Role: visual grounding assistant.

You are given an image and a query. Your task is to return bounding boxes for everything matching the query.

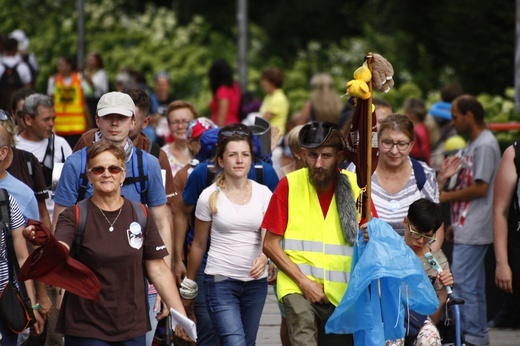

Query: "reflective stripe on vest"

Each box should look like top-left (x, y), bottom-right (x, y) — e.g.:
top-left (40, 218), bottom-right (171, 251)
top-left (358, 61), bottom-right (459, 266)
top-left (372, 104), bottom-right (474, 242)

top-left (281, 239), bottom-right (354, 257)
top-left (54, 72), bottom-right (86, 135)
top-left (276, 168), bottom-right (360, 306)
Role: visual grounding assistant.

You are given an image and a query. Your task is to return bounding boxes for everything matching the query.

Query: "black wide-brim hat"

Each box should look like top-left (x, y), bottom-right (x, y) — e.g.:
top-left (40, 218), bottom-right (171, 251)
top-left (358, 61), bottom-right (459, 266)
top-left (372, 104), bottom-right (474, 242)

top-left (299, 121), bottom-right (342, 149)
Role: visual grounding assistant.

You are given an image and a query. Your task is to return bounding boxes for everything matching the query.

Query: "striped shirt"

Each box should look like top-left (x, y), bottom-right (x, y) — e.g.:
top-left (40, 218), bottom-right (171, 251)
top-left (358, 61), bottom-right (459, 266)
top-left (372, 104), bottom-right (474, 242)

top-left (348, 159), bottom-right (439, 236)
top-left (0, 195), bottom-right (28, 290)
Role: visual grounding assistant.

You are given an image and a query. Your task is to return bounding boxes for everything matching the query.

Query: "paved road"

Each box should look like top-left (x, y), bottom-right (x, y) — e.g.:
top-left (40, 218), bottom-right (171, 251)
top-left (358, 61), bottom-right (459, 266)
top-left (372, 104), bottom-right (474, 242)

top-left (256, 287), bottom-right (520, 345)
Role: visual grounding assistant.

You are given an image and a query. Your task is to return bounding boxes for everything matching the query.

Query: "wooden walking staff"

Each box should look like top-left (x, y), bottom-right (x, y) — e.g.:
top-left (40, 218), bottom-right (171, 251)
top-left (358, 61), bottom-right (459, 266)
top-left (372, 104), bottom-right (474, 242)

top-left (344, 52), bottom-right (394, 223)
top-left (364, 53), bottom-right (374, 221)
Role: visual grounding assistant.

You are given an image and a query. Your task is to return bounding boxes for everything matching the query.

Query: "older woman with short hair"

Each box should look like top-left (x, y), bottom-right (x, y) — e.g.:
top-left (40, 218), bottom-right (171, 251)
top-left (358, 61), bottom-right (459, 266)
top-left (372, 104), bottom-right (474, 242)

top-left (23, 141), bottom-right (190, 345)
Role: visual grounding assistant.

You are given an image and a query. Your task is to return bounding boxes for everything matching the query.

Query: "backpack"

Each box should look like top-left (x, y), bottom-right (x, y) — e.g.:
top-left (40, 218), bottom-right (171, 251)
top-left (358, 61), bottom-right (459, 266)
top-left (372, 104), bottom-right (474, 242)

top-left (411, 157), bottom-right (426, 191)
top-left (41, 133), bottom-right (66, 188)
top-left (0, 63), bottom-right (23, 110)
top-left (72, 198), bottom-right (148, 258)
top-left (77, 147), bottom-right (149, 204)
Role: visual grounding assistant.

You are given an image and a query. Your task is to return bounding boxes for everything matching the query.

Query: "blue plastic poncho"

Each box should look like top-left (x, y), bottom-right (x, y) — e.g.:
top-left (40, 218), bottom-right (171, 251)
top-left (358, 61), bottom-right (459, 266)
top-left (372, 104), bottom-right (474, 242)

top-left (325, 218), bottom-right (438, 345)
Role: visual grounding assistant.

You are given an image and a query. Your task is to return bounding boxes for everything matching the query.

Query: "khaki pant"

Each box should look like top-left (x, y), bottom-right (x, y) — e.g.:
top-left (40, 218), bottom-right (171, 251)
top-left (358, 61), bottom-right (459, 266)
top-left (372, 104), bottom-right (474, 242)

top-left (283, 294), bottom-right (352, 346)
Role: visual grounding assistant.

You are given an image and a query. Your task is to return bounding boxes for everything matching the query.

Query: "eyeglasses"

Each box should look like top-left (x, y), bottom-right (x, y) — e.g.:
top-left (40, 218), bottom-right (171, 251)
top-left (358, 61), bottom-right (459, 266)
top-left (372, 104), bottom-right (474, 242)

top-left (87, 165), bottom-right (125, 175)
top-left (380, 139), bottom-right (412, 151)
top-left (408, 223), bottom-right (436, 244)
top-left (0, 110), bottom-right (10, 121)
top-left (170, 119), bottom-right (190, 127)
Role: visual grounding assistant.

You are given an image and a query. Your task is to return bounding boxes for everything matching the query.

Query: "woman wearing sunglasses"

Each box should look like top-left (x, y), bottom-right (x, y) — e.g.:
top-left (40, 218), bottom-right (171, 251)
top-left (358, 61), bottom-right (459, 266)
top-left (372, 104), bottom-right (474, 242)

top-left (402, 199), bottom-right (454, 346)
top-left (23, 140), bottom-right (191, 345)
top-left (182, 124), bottom-right (272, 346)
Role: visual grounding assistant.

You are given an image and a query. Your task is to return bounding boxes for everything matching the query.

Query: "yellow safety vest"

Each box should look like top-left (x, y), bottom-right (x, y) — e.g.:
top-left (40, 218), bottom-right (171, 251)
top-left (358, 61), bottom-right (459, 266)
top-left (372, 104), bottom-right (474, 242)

top-left (277, 168), bottom-right (360, 306)
top-left (53, 72), bottom-right (87, 135)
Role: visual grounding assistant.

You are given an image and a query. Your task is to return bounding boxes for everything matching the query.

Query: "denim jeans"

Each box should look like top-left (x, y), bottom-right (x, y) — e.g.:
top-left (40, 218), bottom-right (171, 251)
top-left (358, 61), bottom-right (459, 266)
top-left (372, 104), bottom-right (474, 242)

top-left (204, 275), bottom-right (267, 346)
top-left (64, 335), bottom-right (145, 345)
top-left (146, 292), bottom-right (159, 346)
top-left (451, 244), bottom-right (490, 346)
top-left (195, 263), bottom-right (218, 346)
top-left (0, 319), bottom-right (18, 346)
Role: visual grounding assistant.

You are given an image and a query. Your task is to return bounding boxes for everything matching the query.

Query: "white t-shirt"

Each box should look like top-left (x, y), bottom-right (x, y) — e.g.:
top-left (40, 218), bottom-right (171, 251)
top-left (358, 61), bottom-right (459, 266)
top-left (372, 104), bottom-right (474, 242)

top-left (195, 180), bottom-right (272, 281)
top-left (16, 134), bottom-right (72, 164)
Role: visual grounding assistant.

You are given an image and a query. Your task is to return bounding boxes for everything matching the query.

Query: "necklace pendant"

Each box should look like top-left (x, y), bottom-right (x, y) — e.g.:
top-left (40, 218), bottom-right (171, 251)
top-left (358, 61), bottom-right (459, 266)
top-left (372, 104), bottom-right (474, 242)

top-left (109, 226), bottom-right (114, 232)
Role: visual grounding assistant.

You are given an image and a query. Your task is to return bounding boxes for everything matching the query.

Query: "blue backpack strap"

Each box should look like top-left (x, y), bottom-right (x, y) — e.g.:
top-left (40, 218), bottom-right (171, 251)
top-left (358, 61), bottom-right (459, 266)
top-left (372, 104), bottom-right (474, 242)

top-left (72, 199), bottom-right (89, 258)
top-left (77, 147), bottom-right (89, 202)
top-left (411, 158), bottom-right (426, 191)
top-left (123, 148), bottom-right (148, 204)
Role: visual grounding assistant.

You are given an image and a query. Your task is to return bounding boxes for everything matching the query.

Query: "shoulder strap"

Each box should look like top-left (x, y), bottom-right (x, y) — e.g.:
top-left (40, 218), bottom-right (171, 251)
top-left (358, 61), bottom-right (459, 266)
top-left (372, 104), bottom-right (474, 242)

top-left (147, 141), bottom-right (161, 159)
top-left (73, 199), bottom-right (147, 258)
top-left (206, 163), bottom-right (216, 187)
top-left (129, 200), bottom-right (148, 231)
top-left (18, 149), bottom-right (34, 177)
top-left (73, 199), bottom-right (89, 258)
top-left (254, 160), bottom-right (263, 185)
top-left (0, 188), bottom-right (10, 236)
top-left (123, 148), bottom-right (148, 204)
top-left (411, 158), bottom-right (426, 191)
top-left (77, 147), bottom-right (89, 202)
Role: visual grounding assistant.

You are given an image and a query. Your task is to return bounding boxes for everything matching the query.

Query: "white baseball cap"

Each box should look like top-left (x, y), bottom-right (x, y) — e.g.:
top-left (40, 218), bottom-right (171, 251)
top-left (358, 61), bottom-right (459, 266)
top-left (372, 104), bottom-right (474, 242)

top-left (96, 92), bottom-right (135, 117)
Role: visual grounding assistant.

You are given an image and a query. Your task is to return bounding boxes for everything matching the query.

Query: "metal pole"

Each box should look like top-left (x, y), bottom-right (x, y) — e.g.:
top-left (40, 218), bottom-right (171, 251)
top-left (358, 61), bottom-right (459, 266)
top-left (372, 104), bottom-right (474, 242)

top-left (237, 0), bottom-right (248, 92)
top-left (77, 0), bottom-right (85, 70)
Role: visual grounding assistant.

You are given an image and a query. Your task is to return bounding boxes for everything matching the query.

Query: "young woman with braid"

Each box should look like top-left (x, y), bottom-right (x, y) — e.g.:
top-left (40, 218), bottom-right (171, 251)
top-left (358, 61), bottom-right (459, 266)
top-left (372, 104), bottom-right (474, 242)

top-left (181, 124), bottom-right (272, 346)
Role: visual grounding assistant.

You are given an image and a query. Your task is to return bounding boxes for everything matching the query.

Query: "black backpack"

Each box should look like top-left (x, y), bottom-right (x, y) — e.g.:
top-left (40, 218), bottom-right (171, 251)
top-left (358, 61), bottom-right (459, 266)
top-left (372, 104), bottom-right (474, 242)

top-left (0, 63), bottom-right (23, 110)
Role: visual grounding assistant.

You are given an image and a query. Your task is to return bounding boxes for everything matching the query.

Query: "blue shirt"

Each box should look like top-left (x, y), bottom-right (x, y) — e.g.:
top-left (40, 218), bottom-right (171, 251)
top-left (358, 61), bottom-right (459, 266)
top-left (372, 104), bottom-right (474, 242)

top-left (54, 147), bottom-right (167, 207)
top-left (0, 172), bottom-right (39, 222)
top-left (182, 160), bottom-right (279, 206)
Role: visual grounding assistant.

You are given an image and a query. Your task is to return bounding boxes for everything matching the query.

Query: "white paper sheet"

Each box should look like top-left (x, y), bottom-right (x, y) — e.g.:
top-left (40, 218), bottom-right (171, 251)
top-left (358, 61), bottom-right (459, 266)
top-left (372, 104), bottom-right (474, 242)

top-left (170, 308), bottom-right (197, 342)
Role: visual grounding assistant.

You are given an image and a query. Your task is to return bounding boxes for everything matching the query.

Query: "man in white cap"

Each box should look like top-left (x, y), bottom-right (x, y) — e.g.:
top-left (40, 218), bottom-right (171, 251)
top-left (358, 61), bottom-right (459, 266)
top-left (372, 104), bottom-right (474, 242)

top-left (52, 91), bottom-right (172, 265)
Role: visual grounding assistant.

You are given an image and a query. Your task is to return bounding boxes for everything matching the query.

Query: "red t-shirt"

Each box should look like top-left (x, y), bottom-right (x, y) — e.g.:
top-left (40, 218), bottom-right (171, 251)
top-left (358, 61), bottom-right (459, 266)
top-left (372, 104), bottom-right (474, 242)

top-left (261, 176), bottom-right (336, 236)
top-left (209, 82), bottom-right (242, 126)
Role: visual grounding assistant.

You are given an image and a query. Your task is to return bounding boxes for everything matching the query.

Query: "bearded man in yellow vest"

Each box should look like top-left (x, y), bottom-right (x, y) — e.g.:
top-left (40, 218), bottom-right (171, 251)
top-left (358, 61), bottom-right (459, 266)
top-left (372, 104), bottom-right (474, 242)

top-left (263, 121), bottom-right (360, 346)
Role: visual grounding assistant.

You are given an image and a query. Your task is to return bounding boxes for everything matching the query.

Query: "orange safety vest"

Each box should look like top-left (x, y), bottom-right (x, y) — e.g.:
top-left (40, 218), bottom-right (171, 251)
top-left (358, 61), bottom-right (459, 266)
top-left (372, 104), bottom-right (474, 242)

top-left (53, 73), bottom-right (87, 136)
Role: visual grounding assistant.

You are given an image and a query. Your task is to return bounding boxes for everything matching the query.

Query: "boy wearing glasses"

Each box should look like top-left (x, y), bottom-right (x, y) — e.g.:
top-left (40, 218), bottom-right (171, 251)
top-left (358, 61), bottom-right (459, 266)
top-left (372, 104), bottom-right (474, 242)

top-left (403, 198), bottom-right (454, 345)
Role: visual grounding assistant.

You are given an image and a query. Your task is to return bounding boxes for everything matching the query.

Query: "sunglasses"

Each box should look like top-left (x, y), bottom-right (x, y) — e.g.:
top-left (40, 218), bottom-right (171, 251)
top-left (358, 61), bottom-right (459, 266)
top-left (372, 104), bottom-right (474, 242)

top-left (87, 165), bottom-right (125, 175)
top-left (219, 130), bottom-right (250, 137)
top-left (0, 110), bottom-right (10, 121)
top-left (408, 223), bottom-right (436, 244)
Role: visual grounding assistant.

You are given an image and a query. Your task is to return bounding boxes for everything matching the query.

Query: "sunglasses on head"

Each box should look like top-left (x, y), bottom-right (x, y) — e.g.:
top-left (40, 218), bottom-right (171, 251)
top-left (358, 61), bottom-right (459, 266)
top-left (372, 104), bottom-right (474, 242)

top-left (0, 110), bottom-right (10, 121)
top-left (219, 130), bottom-right (250, 137)
top-left (87, 165), bottom-right (125, 175)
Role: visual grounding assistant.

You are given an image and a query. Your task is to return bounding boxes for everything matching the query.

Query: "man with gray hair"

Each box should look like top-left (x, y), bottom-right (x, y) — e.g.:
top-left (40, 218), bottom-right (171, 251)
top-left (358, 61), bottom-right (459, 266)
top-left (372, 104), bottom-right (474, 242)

top-left (17, 94), bottom-right (72, 189)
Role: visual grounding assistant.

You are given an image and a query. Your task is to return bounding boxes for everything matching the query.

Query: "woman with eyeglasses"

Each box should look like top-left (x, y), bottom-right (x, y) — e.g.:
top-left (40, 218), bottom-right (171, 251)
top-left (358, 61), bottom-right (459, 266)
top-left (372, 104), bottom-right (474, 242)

top-left (402, 199), bottom-right (454, 346)
top-left (182, 125), bottom-right (272, 346)
top-left (161, 101), bottom-right (196, 177)
top-left (351, 114), bottom-right (443, 249)
top-left (23, 140), bottom-right (191, 345)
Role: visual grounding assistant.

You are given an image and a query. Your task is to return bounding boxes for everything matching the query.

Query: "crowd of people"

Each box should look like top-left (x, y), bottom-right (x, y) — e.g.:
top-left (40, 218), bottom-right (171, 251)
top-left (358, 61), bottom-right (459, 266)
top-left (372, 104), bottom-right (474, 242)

top-left (0, 29), bottom-right (514, 346)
